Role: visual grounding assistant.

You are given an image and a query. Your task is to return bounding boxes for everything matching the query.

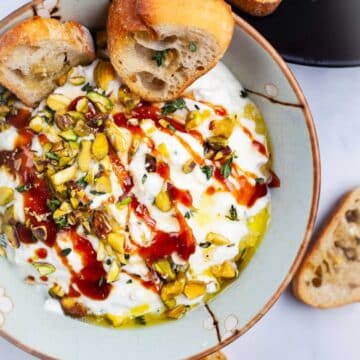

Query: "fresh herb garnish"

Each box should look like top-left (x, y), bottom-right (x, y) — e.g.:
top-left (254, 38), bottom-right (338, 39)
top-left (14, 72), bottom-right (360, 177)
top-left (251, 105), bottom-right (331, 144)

top-left (161, 98), bottom-right (186, 115)
top-left (45, 152), bottom-right (59, 161)
top-left (220, 157), bottom-right (233, 179)
top-left (134, 315), bottom-right (146, 325)
top-left (76, 176), bottom-right (88, 188)
top-left (199, 242), bottom-right (211, 248)
top-left (126, 279), bottom-right (133, 284)
top-left (152, 49), bottom-right (168, 66)
top-left (61, 248), bottom-right (72, 257)
top-left (15, 184), bottom-right (31, 193)
top-left (90, 190), bottom-right (106, 195)
top-left (81, 83), bottom-right (94, 92)
top-left (106, 259), bottom-right (112, 266)
top-left (189, 42), bottom-right (197, 52)
top-left (255, 177), bottom-right (265, 184)
top-left (226, 205), bottom-right (239, 222)
top-left (47, 198), bottom-right (61, 212)
top-left (240, 89), bottom-right (248, 98)
top-left (124, 253), bottom-right (130, 260)
top-left (184, 209), bottom-right (195, 219)
top-left (55, 216), bottom-right (68, 229)
top-left (201, 165), bottom-right (214, 180)
top-left (141, 174), bottom-right (148, 184)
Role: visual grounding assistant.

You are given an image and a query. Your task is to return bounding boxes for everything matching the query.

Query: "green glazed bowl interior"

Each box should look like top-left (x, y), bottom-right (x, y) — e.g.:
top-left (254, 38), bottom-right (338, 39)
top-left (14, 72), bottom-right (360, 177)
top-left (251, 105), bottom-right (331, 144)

top-left (0, 1), bottom-right (320, 359)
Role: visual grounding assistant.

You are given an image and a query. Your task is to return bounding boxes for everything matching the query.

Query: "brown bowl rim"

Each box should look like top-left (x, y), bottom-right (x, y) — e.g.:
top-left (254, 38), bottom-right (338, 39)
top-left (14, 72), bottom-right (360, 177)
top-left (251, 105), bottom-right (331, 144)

top-left (0, 4), bottom-right (320, 360)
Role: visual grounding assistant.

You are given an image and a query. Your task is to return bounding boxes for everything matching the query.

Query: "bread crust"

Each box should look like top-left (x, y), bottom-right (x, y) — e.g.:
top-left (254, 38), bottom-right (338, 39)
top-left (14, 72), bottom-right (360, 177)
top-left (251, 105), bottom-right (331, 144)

top-left (292, 188), bottom-right (360, 308)
top-left (0, 17), bottom-right (95, 106)
top-left (108, 0), bottom-right (235, 102)
top-left (228, 0), bottom-right (282, 17)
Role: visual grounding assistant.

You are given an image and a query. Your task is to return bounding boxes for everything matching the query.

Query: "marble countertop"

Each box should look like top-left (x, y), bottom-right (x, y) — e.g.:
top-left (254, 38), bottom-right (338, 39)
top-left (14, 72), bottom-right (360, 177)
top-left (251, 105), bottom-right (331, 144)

top-left (0, 1), bottom-right (359, 359)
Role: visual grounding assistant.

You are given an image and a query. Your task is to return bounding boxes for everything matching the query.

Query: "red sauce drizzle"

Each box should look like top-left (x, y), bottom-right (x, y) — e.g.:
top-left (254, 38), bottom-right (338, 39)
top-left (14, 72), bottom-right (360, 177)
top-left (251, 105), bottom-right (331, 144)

top-left (40, 276), bottom-right (48, 282)
top-left (15, 129), bottom-right (33, 148)
top-left (157, 161), bottom-right (170, 180)
top-left (6, 109), bottom-right (31, 129)
top-left (36, 248), bottom-right (48, 259)
top-left (131, 102), bottom-right (160, 121)
top-left (23, 178), bottom-right (58, 246)
top-left (168, 183), bottom-right (193, 207)
top-left (213, 105), bottom-right (227, 116)
top-left (68, 230), bottom-right (111, 300)
top-left (109, 146), bottom-right (134, 195)
top-left (131, 197), bottom-right (157, 231)
top-left (139, 212), bottom-right (195, 263)
top-left (242, 127), bottom-right (268, 156)
top-left (214, 168), bottom-right (267, 207)
top-left (269, 170), bottom-right (281, 188)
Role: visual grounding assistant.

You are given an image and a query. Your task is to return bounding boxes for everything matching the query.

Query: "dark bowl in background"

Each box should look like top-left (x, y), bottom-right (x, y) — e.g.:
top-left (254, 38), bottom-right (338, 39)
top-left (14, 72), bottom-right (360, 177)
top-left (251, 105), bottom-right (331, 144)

top-left (232, 0), bottom-right (360, 67)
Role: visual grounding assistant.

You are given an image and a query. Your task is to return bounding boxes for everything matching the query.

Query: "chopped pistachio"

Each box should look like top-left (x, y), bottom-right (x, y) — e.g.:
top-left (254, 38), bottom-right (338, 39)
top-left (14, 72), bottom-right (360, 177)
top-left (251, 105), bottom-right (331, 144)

top-left (118, 87), bottom-right (140, 112)
top-left (87, 91), bottom-right (113, 113)
top-left (166, 304), bottom-right (187, 319)
top-left (157, 143), bottom-right (170, 158)
top-left (60, 297), bottom-right (88, 317)
top-left (105, 123), bottom-right (131, 152)
top-left (29, 115), bottom-right (44, 133)
top-left (46, 94), bottom-right (72, 112)
top-left (155, 190), bottom-right (172, 212)
top-left (0, 187), bottom-right (14, 206)
top-left (211, 117), bottom-right (235, 139)
top-left (106, 260), bottom-right (120, 283)
top-left (75, 98), bottom-right (89, 113)
top-left (92, 133), bottom-right (109, 160)
top-left (69, 76), bottom-right (86, 86)
top-left (185, 110), bottom-right (203, 131)
top-left (78, 140), bottom-right (92, 172)
top-left (107, 232), bottom-right (125, 254)
top-left (49, 283), bottom-right (65, 298)
top-left (153, 259), bottom-right (176, 280)
top-left (106, 313), bottom-right (124, 327)
top-left (182, 159), bottom-right (196, 174)
top-left (32, 262), bottom-right (56, 276)
top-left (97, 241), bottom-right (107, 262)
top-left (207, 136), bottom-right (228, 150)
top-left (206, 232), bottom-right (231, 246)
top-left (3, 225), bottom-right (19, 248)
top-left (183, 280), bottom-right (206, 299)
top-left (60, 129), bottom-right (78, 142)
top-left (50, 165), bottom-right (77, 185)
top-left (210, 261), bottom-right (236, 279)
top-left (94, 61), bottom-right (116, 91)
top-left (73, 120), bottom-right (91, 137)
top-left (160, 280), bottom-right (184, 301)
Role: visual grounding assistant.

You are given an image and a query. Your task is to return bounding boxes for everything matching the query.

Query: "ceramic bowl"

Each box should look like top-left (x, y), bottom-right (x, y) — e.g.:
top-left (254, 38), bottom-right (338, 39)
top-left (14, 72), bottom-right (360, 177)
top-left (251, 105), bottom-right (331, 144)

top-left (0, 1), bottom-right (320, 359)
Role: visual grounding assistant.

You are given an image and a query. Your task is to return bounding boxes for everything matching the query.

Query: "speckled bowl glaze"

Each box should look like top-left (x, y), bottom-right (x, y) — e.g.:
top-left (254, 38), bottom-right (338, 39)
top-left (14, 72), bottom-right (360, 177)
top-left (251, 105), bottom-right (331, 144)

top-left (0, 1), bottom-right (320, 359)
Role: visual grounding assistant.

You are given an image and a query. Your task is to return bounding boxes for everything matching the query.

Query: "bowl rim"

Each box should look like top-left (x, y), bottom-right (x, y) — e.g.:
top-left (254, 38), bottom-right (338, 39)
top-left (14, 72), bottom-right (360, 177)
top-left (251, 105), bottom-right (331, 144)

top-left (0, 4), bottom-right (321, 360)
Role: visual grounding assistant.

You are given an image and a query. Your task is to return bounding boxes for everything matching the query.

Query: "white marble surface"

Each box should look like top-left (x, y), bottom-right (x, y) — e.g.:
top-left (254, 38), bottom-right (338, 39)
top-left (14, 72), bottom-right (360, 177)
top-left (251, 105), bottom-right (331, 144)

top-left (0, 1), bottom-right (359, 359)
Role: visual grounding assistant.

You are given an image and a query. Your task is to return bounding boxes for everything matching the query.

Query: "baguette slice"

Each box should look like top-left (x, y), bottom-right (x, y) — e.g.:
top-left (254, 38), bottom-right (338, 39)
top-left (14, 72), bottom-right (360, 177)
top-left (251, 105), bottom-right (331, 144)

top-left (108, 0), bottom-right (234, 102)
top-left (0, 17), bottom-right (95, 106)
top-left (228, 0), bottom-right (282, 16)
top-left (293, 188), bottom-right (360, 308)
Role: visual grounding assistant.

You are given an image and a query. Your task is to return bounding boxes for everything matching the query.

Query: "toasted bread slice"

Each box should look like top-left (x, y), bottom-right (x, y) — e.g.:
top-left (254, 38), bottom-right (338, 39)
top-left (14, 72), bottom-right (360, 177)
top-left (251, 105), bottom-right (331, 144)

top-left (0, 17), bottom-right (95, 106)
top-left (293, 188), bottom-right (360, 308)
top-left (108, 0), bottom-right (234, 102)
top-left (228, 0), bottom-right (282, 16)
